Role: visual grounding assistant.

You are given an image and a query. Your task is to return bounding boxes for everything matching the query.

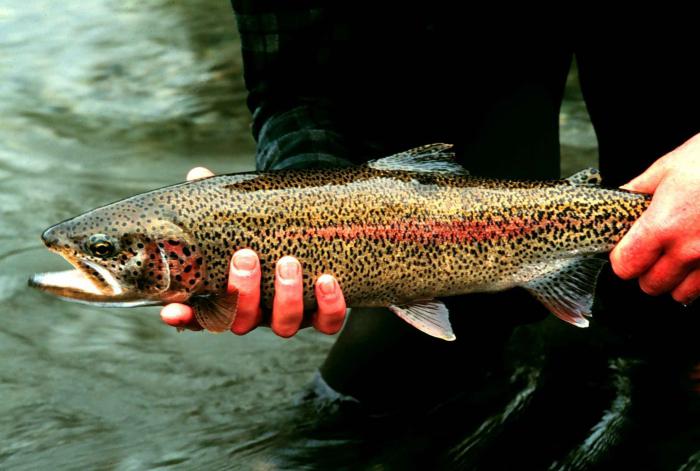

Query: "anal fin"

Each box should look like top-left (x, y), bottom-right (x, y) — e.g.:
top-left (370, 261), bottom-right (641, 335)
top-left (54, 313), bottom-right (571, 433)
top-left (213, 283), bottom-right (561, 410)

top-left (389, 299), bottom-right (456, 341)
top-left (524, 257), bottom-right (606, 328)
top-left (190, 290), bottom-right (239, 333)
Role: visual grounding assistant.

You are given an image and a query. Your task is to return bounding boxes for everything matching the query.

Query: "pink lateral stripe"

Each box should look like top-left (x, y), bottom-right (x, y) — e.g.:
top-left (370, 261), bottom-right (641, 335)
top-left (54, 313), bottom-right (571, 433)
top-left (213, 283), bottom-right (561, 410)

top-left (281, 217), bottom-right (577, 244)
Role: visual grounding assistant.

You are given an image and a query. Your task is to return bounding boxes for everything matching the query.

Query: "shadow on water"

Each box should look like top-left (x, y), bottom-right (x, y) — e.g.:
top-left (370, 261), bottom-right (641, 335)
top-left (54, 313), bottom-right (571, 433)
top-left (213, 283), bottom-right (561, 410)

top-left (1, 2), bottom-right (699, 470)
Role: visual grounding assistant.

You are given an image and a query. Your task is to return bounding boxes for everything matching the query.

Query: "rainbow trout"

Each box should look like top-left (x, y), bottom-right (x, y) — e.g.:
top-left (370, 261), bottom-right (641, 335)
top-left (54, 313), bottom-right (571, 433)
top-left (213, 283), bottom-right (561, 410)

top-left (29, 144), bottom-right (650, 340)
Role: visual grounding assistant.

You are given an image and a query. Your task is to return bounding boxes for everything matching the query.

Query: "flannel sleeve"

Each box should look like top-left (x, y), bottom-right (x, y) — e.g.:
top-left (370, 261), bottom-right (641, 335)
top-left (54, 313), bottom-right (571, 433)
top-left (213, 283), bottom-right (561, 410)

top-left (232, 1), bottom-right (354, 170)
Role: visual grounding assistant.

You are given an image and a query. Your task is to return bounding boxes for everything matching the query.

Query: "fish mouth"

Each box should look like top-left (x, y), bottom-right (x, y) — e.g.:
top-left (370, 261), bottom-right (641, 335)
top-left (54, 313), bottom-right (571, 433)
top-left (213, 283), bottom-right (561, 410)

top-left (28, 249), bottom-right (158, 307)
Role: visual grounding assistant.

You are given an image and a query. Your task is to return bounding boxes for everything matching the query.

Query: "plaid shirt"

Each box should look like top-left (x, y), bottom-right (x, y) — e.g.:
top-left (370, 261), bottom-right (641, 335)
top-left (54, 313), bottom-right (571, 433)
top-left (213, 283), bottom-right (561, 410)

top-left (233, 1), bottom-right (355, 170)
top-left (231, 1), bottom-right (477, 171)
top-left (232, 2), bottom-right (571, 180)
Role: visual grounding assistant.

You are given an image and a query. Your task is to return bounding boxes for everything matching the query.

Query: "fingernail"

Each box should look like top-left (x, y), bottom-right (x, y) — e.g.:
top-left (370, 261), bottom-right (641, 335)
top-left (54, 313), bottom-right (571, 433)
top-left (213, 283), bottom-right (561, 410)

top-left (278, 259), bottom-right (300, 280)
top-left (319, 276), bottom-right (336, 295)
top-left (233, 252), bottom-right (257, 271)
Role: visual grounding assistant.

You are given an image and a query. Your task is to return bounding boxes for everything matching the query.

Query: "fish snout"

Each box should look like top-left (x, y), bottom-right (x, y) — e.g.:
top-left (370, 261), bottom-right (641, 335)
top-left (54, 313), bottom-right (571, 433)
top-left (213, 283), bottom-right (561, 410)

top-left (41, 226), bottom-right (61, 248)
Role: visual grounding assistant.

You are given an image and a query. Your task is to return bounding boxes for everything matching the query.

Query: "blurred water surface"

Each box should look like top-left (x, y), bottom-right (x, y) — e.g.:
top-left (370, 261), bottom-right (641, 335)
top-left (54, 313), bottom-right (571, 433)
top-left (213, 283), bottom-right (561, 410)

top-left (0, 2), bottom-right (600, 469)
top-left (0, 2), bottom-right (340, 469)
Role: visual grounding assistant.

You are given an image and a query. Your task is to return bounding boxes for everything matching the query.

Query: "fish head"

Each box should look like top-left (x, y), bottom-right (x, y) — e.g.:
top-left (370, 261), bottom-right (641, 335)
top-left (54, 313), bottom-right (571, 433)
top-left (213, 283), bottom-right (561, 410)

top-left (29, 204), bottom-right (206, 307)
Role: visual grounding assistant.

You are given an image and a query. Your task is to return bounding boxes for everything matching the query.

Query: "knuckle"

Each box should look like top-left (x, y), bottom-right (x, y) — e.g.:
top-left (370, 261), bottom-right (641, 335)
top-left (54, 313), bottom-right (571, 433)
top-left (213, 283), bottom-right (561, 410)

top-left (636, 213), bottom-right (669, 244)
top-left (610, 256), bottom-right (635, 280)
top-left (674, 244), bottom-right (700, 267)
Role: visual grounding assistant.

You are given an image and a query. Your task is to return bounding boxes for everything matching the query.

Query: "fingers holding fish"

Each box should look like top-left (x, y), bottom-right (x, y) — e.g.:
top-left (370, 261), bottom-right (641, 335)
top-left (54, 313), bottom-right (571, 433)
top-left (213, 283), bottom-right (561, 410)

top-left (159, 246), bottom-right (344, 336)
top-left (183, 168), bottom-right (342, 336)
top-left (610, 210), bottom-right (664, 281)
top-left (271, 256), bottom-right (305, 337)
top-left (637, 250), bottom-right (695, 296)
top-left (160, 303), bottom-right (203, 331)
top-left (229, 249), bottom-right (263, 335)
top-left (613, 137), bottom-right (700, 303)
top-left (619, 149), bottom-right (671, 194)
top-left (29, 145), bottom-right (655, 338)
top-left (671, 269), bottom-right (700, 306)
top-left (313, 274), bottom-right (347, 334)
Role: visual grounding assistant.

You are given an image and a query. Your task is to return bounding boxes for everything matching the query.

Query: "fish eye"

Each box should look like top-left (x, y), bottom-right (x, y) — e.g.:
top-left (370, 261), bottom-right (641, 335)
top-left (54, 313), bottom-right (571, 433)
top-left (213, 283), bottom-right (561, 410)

top-left (87, 234), bottom-right (117, 259)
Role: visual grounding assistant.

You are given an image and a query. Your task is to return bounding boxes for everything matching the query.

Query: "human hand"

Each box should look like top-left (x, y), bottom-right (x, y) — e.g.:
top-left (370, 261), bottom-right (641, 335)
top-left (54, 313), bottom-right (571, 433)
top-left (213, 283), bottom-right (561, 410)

top-left (610, 133), bottom-right (700, 305)
top-left (159, 167), bottom-right (347, 337)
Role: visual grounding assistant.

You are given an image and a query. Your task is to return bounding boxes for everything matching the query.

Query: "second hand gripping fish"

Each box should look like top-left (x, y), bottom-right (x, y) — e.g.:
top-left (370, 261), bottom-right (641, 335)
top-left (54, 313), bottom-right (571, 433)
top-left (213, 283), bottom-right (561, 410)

top-left (29, 144), bottom-right (650, 340)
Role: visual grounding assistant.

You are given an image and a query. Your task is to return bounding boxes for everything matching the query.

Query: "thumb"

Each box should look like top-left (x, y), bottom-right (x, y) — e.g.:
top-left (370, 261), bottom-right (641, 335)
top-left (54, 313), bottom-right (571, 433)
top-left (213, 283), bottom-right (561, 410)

top-left (186, 167), bottom-right (215, 181)
top-left (620, 154), bottom-right (670, 194)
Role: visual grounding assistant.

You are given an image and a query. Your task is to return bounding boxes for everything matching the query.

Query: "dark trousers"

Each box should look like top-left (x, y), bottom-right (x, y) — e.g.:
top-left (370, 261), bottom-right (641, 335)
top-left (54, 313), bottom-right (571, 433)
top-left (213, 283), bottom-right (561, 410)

top-left (319, 50), bottom-right (700, 470)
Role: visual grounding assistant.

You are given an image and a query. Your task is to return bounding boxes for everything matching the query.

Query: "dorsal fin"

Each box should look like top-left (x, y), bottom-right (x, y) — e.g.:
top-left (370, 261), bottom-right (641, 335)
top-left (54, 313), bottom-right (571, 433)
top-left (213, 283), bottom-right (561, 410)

top-left (566, 168), bottom-right (602, 186)
top-left (367, 143), bottom-right (469, 176)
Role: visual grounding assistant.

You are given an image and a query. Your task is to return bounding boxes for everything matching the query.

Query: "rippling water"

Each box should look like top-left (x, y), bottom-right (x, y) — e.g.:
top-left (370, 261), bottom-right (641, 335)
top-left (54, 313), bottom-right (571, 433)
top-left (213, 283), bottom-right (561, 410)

top-left (0, 2), bottom-right (340, 469)
top-left (0, 2), bottom-right (609, 470)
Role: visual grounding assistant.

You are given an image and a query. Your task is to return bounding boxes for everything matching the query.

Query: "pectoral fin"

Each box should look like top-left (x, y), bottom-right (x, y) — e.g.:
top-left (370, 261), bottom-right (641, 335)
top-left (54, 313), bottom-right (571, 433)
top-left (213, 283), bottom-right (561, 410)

top-left (524, 257), bottom-right (606, 328)
top-left (389, 299), bottom-right (456, 341)
top-left (190, 291), bottom-right (239, 333)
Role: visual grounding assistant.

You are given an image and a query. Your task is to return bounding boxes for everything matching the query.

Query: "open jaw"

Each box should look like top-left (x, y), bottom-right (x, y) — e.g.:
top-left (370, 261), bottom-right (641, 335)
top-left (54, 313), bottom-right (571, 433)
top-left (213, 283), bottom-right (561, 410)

top-left (28, 252), bottom-right (159, 307)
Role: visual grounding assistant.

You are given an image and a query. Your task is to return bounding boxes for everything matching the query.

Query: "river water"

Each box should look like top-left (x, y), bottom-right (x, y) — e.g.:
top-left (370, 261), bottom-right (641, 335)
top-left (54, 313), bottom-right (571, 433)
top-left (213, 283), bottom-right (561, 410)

top-left (0, 2), bottom-right (340, 469)
top-left (0, 2), bottom-right (630, 470)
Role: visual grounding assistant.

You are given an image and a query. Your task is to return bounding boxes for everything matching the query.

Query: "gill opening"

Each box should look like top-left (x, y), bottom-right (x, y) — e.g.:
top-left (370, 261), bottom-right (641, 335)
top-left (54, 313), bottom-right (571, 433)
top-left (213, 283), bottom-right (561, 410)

top-left (156, 243), bottom-right (172, 293)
